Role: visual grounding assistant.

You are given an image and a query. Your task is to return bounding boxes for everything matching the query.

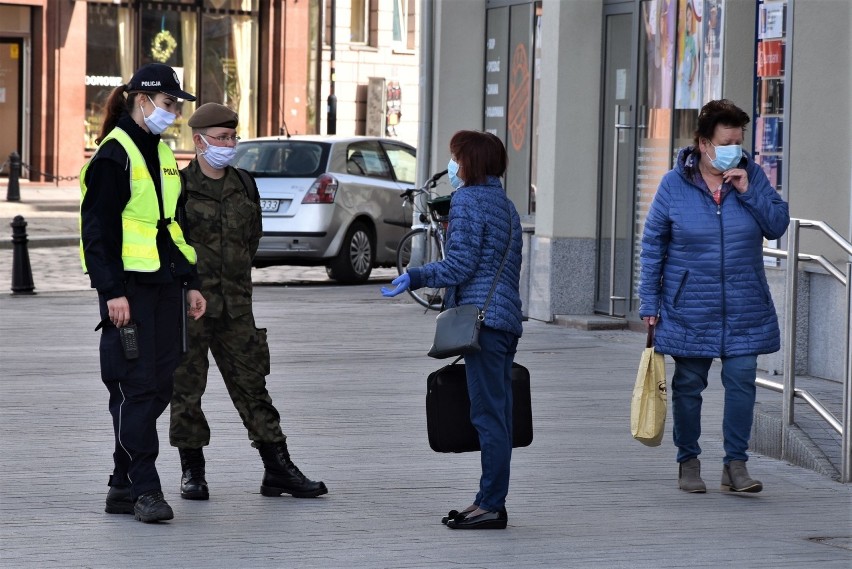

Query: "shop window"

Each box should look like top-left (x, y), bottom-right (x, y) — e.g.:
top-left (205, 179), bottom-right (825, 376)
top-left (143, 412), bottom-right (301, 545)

top-left (139, 6), bottom-right (197, 151)
top-left (84, 3), bottom-right (134, 150)
top-left (483, 2), bottom-right (537, 215)
top-left (85, 1), bottom-right (257, 152)
top-left (200, 11), bottom-right (258, 139)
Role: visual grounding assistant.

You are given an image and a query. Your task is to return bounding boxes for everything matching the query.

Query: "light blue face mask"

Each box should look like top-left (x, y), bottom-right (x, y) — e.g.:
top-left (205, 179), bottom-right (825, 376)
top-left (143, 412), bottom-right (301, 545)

top-left (707, 141), bottom-right (743, 172)
top-left (447, 159), bottom-right (464, 189)
top-left (199, 135), bottom-right (237, 170)
top-left (142, 96), bottom-right (177, 135)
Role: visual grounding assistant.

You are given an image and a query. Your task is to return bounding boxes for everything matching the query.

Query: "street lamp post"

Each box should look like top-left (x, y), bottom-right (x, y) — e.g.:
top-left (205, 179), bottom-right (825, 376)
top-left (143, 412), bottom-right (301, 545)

top-left (327, 0), bottom-right (337, 135)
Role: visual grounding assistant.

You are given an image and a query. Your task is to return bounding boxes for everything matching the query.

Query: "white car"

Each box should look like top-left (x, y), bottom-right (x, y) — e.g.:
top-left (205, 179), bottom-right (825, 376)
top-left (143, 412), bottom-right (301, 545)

top-left (232, 135), bottom-right (417, 283)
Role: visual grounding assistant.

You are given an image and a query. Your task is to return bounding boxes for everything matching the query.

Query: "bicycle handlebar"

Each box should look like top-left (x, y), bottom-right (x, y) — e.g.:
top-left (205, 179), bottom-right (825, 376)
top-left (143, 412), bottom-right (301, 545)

top-left (400, 170), bottom-right (448, 201)
top-left (430, 169), bottom-right (448, 184)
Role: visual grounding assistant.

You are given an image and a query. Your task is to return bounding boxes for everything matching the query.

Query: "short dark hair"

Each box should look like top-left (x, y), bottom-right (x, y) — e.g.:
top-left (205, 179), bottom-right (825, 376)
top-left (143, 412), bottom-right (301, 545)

top-left (449, 130), bottom-right (507, 186)
top-left (693, 99), bottom-right (750, 146)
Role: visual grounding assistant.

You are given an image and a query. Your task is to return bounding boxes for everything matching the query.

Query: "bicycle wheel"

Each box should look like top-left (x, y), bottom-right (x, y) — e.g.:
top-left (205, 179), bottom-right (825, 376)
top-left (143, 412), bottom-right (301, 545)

top-left (396, 228), bottom-right (446, 311)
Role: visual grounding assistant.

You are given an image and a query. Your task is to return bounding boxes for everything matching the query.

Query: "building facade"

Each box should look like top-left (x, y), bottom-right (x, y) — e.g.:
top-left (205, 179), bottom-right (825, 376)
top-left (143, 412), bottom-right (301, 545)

top-left (0, 0), bottom-right (420, 179)
top-left (424, 0), bottom-right (850, 381)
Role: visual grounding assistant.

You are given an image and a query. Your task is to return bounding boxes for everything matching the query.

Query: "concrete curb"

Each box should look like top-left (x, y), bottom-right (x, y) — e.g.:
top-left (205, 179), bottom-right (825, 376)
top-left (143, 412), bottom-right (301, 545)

top-left (0, 234), bottom-right (78, 250)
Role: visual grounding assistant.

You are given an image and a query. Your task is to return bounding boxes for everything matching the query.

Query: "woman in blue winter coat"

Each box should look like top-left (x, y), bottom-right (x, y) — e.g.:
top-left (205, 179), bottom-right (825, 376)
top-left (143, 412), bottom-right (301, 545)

top-left (639, 99), bottom-right (789, 494)
top-left (382, 130), bottom-right (523, 529)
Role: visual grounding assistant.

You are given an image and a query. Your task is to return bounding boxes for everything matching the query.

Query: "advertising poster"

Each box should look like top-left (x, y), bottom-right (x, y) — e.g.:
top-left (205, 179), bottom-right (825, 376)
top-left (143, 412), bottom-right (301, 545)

top-left (701, 0), bottom-right (723, 103)
top-left (675, 0), bottom-right (703, 109)
top-left (643, 0), bottom-right (677, 109)
top-left (757, 39), bottom-right (784, 77)
top-left (759, 1), bottom-right (786, 39)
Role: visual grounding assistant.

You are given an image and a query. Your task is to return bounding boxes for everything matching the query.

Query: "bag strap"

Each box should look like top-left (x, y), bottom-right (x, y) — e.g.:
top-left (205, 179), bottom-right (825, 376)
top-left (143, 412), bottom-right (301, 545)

top-left (234, 167), bottom-right (259, 203)
top-left (440, 202), bottom-right (514, 316)
top-left (480, 205), bottom-right (514, 316)
top-left (646, 324), bottom-right (655, 349)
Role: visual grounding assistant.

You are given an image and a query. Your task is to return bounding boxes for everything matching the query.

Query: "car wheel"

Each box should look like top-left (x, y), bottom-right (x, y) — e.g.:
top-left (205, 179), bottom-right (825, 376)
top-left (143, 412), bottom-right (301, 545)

top-left (327, 221), bottom-right (373, 283)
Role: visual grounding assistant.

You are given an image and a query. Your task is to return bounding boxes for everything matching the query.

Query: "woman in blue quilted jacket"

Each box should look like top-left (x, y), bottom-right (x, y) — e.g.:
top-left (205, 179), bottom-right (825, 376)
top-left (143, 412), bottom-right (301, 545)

top-left (382, 130), bottom-right (523, 529)
top-left (639, 99), bottom-right (789, 494)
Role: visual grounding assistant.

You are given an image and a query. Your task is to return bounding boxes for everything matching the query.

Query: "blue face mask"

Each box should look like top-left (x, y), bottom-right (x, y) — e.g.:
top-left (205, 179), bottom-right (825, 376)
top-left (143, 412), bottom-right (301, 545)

top-left (447, 159), bottom-right (464, 189)
top-left (142, 96), bottom-right (177, 135)
top-left (707, 142), bottom-right (743, 172)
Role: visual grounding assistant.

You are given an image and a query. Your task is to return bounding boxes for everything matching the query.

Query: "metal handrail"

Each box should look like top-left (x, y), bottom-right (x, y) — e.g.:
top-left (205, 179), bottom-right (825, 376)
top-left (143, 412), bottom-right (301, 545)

top-left (762, 248), bottom-right (847, 284)
top-left (762, 218), bottom-right (852, 483)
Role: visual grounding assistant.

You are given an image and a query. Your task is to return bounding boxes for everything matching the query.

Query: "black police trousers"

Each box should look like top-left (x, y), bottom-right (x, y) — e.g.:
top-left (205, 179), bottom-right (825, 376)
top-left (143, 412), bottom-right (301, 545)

top-left (98, 280), bottom-right (182, 499)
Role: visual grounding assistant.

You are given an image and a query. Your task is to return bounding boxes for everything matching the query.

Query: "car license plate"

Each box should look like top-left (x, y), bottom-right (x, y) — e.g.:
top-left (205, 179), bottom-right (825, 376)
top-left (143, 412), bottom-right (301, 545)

top-left (260, 199), bottom-right (280, 212)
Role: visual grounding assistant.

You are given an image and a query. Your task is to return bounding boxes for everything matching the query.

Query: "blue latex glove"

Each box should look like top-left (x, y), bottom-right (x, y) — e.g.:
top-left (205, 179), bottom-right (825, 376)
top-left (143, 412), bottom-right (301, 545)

top-left (381, 273), bottom-right (411, 297)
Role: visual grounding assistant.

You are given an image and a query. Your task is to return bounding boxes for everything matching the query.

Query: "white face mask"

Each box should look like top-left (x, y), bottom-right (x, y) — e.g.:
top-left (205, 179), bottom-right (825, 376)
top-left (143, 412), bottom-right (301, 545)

top-left (142, 96), bottom-right (176, 135)
top-left (199, 135), bottom-right (238, 170)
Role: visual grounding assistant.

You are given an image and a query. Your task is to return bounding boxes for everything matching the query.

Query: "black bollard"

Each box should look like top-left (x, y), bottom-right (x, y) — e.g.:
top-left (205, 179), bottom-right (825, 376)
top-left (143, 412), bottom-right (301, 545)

top-left (10, 215), bottom-right (35, 295)
top-left (6, 151), bottom-right (21, 202)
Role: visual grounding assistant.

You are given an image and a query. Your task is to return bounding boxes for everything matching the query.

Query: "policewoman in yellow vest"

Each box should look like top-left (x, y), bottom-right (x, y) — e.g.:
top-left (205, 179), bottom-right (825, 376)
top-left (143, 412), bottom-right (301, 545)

top-left (80, 63), bottom-right (207, 524)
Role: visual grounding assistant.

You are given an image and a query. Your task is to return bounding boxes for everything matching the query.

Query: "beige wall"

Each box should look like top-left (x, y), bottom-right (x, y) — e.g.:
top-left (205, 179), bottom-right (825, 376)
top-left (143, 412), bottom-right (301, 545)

top-left (317, 0), bottom-right (421, 147)
top-left (786, 0), bottom-right (852, 262)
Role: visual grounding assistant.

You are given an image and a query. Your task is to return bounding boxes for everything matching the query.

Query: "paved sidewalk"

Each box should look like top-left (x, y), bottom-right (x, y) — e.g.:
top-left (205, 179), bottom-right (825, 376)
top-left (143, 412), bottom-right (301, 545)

top-left (1, 283), bottom-right (851, 568)
top-left (0, 182), bottom-right (79, 248)
top-left (0, 180), bottom-right (850, 567)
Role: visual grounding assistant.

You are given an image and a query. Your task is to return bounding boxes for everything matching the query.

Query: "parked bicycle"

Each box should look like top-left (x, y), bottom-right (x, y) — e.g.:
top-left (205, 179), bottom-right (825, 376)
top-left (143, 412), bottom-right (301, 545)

top-left (396, 169), bottom-right (450, 310)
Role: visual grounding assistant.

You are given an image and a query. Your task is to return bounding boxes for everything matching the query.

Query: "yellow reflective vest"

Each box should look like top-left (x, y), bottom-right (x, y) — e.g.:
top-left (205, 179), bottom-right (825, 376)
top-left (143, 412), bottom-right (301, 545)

top-left (79, 127), bottom-right (196, 273)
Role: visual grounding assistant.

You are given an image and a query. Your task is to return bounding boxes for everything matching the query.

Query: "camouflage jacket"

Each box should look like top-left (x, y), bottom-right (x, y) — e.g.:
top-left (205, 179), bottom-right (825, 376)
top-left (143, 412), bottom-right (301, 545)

top-left (180, 159), bottom-right (262, 319)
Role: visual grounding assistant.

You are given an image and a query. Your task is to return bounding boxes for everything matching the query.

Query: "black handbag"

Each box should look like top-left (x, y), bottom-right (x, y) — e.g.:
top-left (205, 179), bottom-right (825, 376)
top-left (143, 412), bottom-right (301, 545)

top-left (427, 304), bottom-right (482, 359)
top-left (427, 209), bottom-right (513, 359)
top-left (425, 360), bottom-right (533, 453)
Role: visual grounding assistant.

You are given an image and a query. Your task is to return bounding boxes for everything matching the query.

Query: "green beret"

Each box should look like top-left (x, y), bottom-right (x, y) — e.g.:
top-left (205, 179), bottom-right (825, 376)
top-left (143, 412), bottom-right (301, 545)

top-left (188, 103), bottom-right (239, 129)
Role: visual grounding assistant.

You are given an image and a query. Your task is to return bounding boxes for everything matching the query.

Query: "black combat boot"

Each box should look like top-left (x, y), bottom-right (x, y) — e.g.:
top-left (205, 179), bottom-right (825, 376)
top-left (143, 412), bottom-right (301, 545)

top-left (105, 474), bottom-right (134, 514)
top-left (179, 447), bottom-right (209, 500)
top-left (133, 490), bottom-right (174, 523)
top-left (257, 441), bottom-right (328, 498)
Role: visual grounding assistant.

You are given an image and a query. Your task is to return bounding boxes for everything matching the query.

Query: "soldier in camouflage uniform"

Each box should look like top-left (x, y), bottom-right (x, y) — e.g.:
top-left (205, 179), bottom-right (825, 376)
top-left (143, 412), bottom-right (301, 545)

top-left (169, 103), bottom-right (327, 500)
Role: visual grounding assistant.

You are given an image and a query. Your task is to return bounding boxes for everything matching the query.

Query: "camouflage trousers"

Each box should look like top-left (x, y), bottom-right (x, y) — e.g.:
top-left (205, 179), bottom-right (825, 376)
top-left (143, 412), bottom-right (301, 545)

top-left (169, 312), bottom-right (286, 448)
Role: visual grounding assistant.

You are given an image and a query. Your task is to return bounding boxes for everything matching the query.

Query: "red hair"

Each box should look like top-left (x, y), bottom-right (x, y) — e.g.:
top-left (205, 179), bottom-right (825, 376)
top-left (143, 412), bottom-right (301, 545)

top-left (449, 130), bottom-right (507, 186)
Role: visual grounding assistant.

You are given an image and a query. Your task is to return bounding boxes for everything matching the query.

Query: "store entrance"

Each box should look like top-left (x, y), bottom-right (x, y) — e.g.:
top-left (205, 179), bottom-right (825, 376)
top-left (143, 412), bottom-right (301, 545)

top-left (0, 38), bottom-right (23, 177)
top-left (595, 7), bottom-right (638, 317)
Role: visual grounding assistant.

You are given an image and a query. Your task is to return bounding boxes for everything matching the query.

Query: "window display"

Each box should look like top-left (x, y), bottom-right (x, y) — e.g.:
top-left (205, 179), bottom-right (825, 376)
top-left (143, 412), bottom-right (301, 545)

top-left (85, 0), bottom-right (258, 152)
top-left (85, 4), bottom-right (133, 149)
top-left (754, 0), bottom-right (787, 196)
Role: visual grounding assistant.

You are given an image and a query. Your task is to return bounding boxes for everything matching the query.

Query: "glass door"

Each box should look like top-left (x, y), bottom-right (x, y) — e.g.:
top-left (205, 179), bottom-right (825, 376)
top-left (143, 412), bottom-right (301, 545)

top-left (595, 8), bottom-right (638, 316)
top-left (631, 0), bottom-right (676, 317)
top-left (0, 39), bottom-right (23, 176)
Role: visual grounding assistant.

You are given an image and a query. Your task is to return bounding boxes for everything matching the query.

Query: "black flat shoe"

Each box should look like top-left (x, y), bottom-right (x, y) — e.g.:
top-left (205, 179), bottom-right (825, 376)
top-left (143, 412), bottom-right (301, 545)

top-left (441, 510), bottom-right (460, 525)
top-left (447, 509), bottom-right (507, 530)
top-left (441, 509), bottom-right (474, 525)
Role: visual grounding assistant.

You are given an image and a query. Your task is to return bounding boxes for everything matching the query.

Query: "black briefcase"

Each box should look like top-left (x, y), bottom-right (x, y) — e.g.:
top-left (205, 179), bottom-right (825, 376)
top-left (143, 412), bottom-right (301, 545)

top-left (426, 362), bottom-right (533, 453)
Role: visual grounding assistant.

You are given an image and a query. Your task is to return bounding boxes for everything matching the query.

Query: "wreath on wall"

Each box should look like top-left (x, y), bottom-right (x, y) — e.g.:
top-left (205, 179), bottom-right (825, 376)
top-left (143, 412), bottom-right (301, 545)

top-left (151, 30), bottom-right (177, 63)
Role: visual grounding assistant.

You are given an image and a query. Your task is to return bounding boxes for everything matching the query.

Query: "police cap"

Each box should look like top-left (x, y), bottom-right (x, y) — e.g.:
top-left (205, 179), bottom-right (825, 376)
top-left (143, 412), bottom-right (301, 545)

top-left (188, 103), bottom-right (239, 129)
top-left (127, 63), bottom-right (196, 101)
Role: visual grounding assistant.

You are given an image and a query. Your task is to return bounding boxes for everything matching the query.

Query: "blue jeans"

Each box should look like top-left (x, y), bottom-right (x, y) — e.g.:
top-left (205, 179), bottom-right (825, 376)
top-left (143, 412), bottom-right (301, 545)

top-left (671, 355), bottom-right (758, 464)
top-left (463, 326), bottom-right (519, 512)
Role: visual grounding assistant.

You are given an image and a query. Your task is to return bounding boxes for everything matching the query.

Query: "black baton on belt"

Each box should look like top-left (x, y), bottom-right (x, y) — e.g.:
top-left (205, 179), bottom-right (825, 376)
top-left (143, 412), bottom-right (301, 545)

top-left (180, 287), bottom-right (188, 354)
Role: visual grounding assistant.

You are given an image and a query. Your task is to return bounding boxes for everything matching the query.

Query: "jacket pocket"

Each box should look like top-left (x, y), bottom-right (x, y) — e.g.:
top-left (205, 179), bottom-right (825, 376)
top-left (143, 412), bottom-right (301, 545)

top-left (673, 270), bottom-right (690, 308)
top-left (752, 267), bottom-right (771, 305)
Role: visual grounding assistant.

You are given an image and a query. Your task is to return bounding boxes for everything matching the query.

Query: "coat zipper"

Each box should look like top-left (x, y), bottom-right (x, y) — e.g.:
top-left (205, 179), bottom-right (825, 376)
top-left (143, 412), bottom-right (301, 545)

top-left (717, 200), bottom-right (726, 357)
